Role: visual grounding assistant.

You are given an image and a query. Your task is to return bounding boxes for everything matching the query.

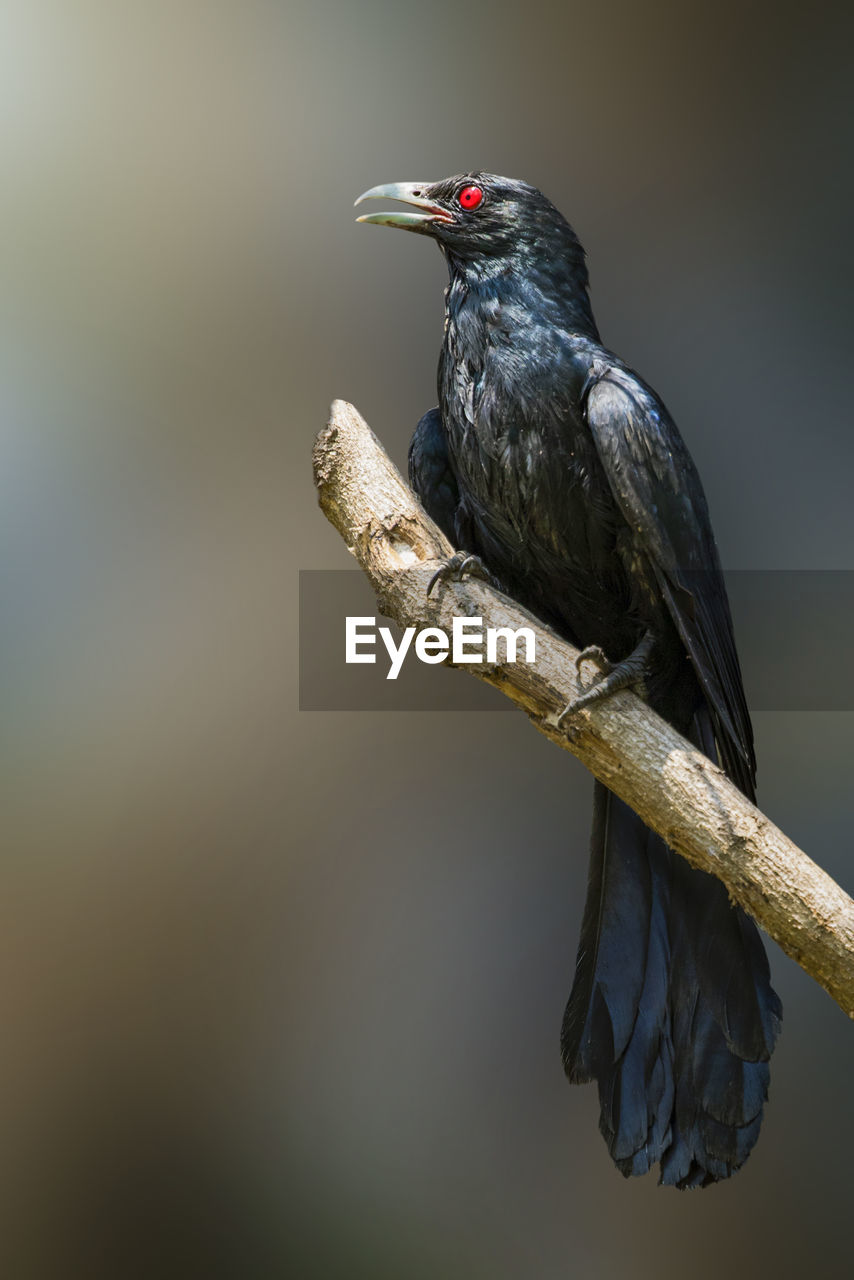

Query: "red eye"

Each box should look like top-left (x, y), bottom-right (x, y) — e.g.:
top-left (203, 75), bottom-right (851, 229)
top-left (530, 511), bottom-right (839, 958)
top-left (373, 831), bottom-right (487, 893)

top-left (458, 185), bottom-right (483, 210)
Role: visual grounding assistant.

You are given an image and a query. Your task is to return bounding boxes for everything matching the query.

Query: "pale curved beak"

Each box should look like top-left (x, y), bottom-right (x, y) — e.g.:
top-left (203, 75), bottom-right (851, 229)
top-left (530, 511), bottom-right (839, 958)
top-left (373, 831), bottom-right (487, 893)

top-left (354, 182), bottom-right (452, 231)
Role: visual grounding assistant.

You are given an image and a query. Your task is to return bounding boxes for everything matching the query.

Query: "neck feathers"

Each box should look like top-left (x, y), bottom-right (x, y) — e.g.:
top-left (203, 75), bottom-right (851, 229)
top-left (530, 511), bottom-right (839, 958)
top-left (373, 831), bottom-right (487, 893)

top-left (444, 237), bottom-right (600, 342)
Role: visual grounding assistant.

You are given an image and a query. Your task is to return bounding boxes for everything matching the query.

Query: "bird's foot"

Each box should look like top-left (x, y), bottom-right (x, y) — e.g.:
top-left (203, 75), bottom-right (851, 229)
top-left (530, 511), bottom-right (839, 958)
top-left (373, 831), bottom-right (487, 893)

top-left (574, 645), bottom-right (613, 679)
top-left (427, 551), bottom-right (492, 597)
top-left (557, 633), bottom-right (654, 727)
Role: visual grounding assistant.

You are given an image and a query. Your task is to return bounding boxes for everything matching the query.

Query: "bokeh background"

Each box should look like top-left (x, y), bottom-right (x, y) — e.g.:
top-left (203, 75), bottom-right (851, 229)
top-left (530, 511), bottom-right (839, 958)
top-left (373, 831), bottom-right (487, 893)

top-left (3, 1), bottom-right (854, 1275)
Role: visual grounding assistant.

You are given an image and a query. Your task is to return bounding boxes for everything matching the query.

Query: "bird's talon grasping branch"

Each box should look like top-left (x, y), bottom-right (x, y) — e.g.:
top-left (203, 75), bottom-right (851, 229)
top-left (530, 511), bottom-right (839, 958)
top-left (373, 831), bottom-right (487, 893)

top-left (557, 670), bottom-right (634, 726)
top-left (426, 551), bottom-right (491, 597)
top-left (558, 633), bottom-right (655, 724)
top-left (557, 647), bottom-right (613, 727)
top-left (574, 645), bottom-right (612, 678)
top-left (555, 701), bottom-right (577, 730)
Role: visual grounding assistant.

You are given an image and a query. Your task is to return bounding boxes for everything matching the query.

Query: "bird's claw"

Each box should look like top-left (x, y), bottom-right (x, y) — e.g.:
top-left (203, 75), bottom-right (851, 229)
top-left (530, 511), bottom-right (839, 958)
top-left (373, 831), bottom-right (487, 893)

top-left (557, 635), bottom-right (653, 728)
top-left (574, 645), bottom-right (612, 679)
top-left (556, 647), bottom-right (614, 725)
top-left (427, 551), bottom-right (492, 597)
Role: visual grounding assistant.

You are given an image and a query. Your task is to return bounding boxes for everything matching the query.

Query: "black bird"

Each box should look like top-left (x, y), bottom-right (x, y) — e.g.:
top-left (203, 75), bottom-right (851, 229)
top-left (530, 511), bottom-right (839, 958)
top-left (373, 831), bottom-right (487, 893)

top-left (355, 173), bottom-right (781, 1187)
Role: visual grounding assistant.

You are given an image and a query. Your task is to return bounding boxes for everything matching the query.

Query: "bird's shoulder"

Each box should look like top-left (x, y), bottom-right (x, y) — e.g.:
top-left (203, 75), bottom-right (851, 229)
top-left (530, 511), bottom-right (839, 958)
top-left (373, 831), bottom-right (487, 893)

top-left (580, 355), bottom-right (715, 573)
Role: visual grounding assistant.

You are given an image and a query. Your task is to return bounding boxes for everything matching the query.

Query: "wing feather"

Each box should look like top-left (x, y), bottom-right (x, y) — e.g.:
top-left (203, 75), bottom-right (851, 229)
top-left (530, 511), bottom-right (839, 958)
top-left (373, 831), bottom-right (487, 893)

top-left (584, 366), bottom-right (755, 797)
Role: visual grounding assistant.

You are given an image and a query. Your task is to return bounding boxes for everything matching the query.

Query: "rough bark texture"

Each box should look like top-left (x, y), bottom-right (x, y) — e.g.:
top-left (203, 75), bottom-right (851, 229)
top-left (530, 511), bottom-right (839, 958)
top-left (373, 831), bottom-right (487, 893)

top-left (313, 399), bottom-right (854, 1018)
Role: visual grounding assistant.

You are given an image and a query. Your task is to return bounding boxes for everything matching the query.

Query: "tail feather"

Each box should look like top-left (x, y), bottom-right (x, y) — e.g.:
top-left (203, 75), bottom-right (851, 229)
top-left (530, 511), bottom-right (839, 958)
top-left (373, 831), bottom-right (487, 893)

top-left (562, 784), bottom-right (653, 1076)
top-left (562, 781), bottom-right (781, 1187)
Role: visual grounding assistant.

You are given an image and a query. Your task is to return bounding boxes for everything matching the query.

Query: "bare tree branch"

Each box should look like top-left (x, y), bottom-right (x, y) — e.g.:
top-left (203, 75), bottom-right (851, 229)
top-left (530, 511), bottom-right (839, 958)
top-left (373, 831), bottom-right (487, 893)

top-left (313, 398), bottom-right (854, 1018)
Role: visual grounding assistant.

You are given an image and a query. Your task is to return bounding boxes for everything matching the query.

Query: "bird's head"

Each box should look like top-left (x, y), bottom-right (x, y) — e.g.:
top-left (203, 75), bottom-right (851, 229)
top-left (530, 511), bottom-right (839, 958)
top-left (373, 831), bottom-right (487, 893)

top-left (355, 172), bottom-right (573, 264)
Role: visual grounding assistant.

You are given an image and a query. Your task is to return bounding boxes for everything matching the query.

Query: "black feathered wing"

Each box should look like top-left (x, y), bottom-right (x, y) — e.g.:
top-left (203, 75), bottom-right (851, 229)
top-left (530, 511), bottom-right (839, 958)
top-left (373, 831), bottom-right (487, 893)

top-left (584, 365), bottom-right (755, 798)
top-left (408, 406), bottom-right (460, 546)
top-left (562, 364), bottom-right (780, 1185)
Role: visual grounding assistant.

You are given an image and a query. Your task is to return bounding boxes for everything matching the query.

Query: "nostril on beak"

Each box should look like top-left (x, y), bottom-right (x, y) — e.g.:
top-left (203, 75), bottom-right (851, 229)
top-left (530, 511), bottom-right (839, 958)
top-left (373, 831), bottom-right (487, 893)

top-left (412, 189), bottom-right (421, 196)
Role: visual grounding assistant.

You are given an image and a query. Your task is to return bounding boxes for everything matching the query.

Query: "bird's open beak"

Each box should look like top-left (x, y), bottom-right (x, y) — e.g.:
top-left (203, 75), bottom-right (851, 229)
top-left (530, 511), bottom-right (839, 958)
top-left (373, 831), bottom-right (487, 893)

top-left (354, 182), bottom-right (453, 232)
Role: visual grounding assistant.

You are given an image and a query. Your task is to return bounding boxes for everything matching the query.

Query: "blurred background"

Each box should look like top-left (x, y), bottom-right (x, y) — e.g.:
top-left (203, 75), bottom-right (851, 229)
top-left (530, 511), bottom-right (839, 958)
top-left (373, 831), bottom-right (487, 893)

top-left (3, 1), bottom-right (854, 1275)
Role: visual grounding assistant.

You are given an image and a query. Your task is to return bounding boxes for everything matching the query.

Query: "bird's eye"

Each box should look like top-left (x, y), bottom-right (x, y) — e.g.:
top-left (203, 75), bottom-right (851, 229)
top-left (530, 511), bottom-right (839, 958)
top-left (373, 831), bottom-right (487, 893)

top-left (458, 185), bottom-right (484, 210)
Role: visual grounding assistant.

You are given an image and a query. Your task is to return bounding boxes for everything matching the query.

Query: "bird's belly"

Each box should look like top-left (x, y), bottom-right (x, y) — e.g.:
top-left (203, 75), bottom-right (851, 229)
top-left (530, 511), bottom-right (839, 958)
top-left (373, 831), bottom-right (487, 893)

top-left (447, 425), bottom-right (640, 653)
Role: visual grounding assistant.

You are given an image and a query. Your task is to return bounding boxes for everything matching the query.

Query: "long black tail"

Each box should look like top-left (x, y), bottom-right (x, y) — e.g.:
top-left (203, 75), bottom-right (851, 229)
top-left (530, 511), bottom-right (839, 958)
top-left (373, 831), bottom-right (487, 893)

top-left (561, 781), bottom-right (781, 1187)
